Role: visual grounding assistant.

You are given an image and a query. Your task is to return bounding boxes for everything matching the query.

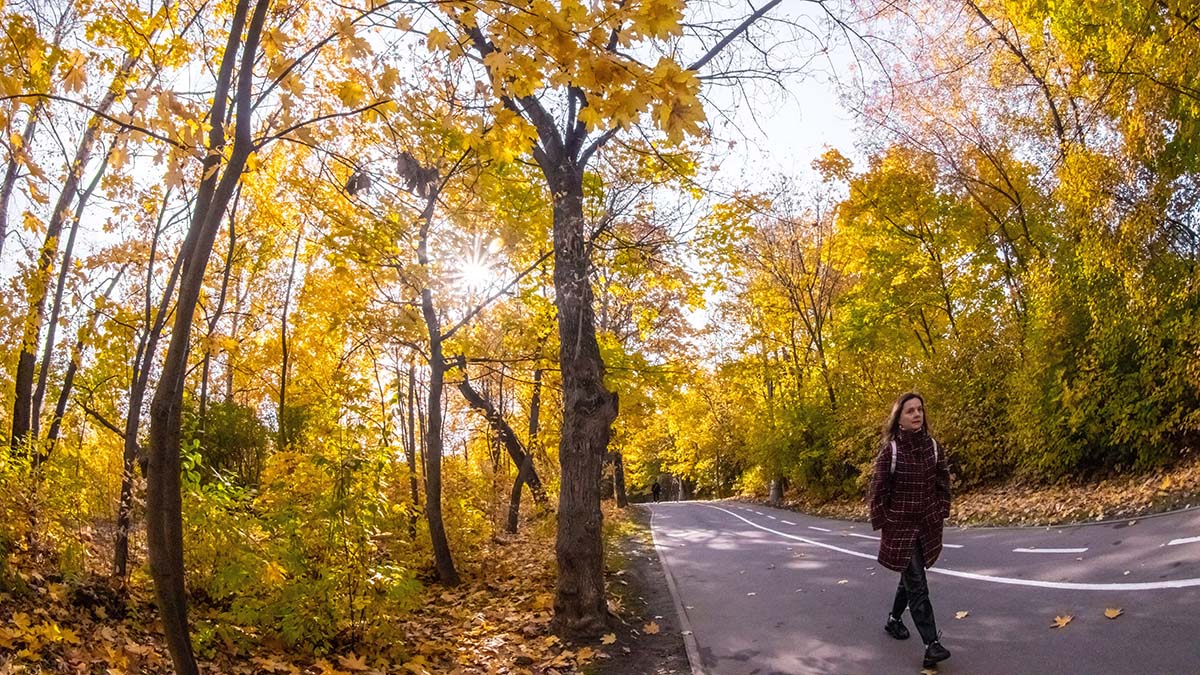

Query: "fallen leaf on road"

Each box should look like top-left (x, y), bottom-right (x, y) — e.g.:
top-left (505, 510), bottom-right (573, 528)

top-left (1104, 608), bottom-right (1123, 619)
top-left (643, 622), bottom-right (660, 634)
top-left (601, 633), bottom-right (616, 645)
top-left (1051, 615), bottom-right (1073, 628)
top-left (955, 611), bottom-right (969, 620)
top-left (837, 579), bottom-right (848, 584)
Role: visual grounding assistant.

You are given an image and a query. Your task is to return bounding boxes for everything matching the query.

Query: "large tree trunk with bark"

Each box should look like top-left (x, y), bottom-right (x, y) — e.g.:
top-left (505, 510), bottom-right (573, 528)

top-left (546, 163), bottom-right (618, 637)
top-left (145, 1), bottom-right (268, 671)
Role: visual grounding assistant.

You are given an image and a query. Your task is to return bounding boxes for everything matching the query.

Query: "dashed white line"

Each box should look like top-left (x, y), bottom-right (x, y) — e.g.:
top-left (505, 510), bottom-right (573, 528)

top-left (1013, 547), bottom-right (1088, 554)
top-left (809, 526), bottom-right (831, 532)
top-left (703, 505), bottom-right (1200, 591)
top-left (1168, 536), bottom-right (1200, 546)
top-left (754, 511), bottom-right (764, 515)
top-left (781, 520), bottom-right (796, 525)
top-left (767, 515), bottom-right (777, 520)
top-left (846, 532), bottom-right (879, 540)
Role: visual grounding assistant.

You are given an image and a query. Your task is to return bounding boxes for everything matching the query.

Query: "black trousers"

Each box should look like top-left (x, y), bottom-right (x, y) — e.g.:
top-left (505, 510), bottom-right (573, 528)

top-left (890, 538), bottom-right (939, 644)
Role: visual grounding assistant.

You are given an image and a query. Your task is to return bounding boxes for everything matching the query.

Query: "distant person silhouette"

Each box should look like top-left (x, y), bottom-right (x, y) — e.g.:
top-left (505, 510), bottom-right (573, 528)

top-left (651, 481), bottom-right (662, 503)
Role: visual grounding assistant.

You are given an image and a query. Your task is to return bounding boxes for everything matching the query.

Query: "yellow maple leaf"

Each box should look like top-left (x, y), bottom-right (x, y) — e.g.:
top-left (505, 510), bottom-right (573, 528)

top-left (601, 632), bottom-right (617, 645)
top-left (1104, 607), bottom-right (1123, 619)
top-left (337, 652), bottom-right (369, 671)
top-left (643, 621), bottom-right (660, 634)
top-left (337, 81), bottom-right (365, 108)
top-left (954, 610), bottom-right (969, 619)
top-left (426, 28), bottom-right (451, 52)
top-left (1050, 614), bottom-right (1073, 628)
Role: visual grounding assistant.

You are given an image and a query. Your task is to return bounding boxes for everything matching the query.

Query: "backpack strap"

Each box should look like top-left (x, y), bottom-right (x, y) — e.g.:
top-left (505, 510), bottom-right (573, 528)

top-left (889, 440), bottom-right (897, 474)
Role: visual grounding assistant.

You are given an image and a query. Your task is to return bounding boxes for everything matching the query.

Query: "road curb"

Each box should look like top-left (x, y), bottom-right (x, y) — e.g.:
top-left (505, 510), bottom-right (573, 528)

top-left (648, 506), bottom-right (705, 675)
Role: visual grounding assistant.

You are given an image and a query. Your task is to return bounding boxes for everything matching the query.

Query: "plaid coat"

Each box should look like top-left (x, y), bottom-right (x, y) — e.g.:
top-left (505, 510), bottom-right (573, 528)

top-left (868, 429), bottom-right (951, 572)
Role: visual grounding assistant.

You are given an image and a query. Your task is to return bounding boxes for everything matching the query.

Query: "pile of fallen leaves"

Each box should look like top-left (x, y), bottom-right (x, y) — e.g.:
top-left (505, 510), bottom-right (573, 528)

top-left (754, 453), bottom-right (1200, 527)
top-left (0, 510), bottom-right (656, 675)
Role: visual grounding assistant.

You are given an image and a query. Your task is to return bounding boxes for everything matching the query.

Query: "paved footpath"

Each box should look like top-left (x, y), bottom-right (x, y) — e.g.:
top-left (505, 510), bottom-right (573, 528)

top-left (649, 501), bottom-right (1200, 674)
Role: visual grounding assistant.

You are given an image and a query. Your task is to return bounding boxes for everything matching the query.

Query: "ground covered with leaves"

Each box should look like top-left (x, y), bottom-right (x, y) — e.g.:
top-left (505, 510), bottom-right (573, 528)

top-left (0, 504), bottom-right (687, 675)
top-left (754, 453), bottom-right (1200, 527)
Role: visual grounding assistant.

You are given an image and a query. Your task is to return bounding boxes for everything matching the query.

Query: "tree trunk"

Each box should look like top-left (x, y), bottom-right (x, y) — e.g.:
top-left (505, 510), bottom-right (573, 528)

top-left (199, 191), bottom-right (239, 433)
top-left (608, 452), bottom-right (628, 508)
top-left (115, 195), bottom-right (182, 580)
top-left (11, 55), bottom-right (137, 454)
top-left (278, 229), bottom-right (301, 451)
top-left (405, 365), bottom-right (420, 539)
top-left (457, 373), bottom-right (548, 504)
top-left (43, 268), bottom-right (126, 460)
top-left (33, 148), bottom-right (112, 445)
top-left (0, 103), bottom-right (43, 261)
top-left (146, 1), bottom-right (268, 671)
top-left (417, 193), bottom-right (459, 586)
top-left (546, 163), bottom-right (618, 638)
top-left (768, 476), bottom-right (784, 506)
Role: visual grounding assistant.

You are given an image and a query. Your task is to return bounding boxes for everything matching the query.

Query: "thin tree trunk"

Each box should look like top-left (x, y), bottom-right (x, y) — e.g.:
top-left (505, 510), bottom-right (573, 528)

top-left (405, 364), bottom-right (419, 539)
top-left (199, 189), bottom-right (239, 432)
top-left (0, 103), bottom-right (43, 261)
top-left (609, 452), bottom-right (628, 508)
top-left (11, 56), bottom-right (135, 454)
top-left (44, 268), bottom-right (126, 458)
top-left (146, 1), bottom-right (268, 671)
top-left (416, 190), bottom-right (459, 586)
top-left (506, 366), bottom-right (546, 533)
top-left (33, 148), bottom-right (113, 442)
top-left (278, 229), bottom-right (301, 451)
top-left (115, 192), bottom-right (181, 580)
top-left (456, 373), bottom-right (548, 503)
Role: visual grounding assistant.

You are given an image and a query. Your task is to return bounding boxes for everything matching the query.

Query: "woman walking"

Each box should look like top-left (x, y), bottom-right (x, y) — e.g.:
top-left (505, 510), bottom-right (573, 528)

top-left (869, 392), bottom-right (952, 669)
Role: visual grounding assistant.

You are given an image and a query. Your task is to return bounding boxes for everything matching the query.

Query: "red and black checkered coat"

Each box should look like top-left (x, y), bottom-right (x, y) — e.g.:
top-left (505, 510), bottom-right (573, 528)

top-left (868, 428), bottom-right (951, 572)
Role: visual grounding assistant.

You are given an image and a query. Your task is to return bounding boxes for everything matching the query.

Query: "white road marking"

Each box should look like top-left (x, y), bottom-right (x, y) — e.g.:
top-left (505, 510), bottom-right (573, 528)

top-left (808, 526), bottom-right (831, 532)
top-left (944, 543), bottom-right (964, 549)
top-left (754, 511), bottom-right (764, 515)
top-left (702, 505), bottom-right (1200, 591)
top-left (767, 515), bottom-right (777, 520)
top-left (1168, 536), bottom-right (1200, 546)
top-left (781, 520), bottom-right (796, 525)
top-left (1013, 548), bottom-right (1089, 554)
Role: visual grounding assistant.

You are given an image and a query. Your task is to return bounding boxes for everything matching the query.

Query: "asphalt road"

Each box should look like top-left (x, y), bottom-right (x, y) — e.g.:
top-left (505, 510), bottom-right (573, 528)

top-left (648, 501), bottom-right (1200, 674)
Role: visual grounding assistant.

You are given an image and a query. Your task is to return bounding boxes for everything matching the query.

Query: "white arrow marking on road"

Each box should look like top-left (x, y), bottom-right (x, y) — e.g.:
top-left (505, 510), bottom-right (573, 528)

top-left (1168, 536), bottom-right (1200, 546)
top-left (809, 526), bottom-right (831, 532)
top-left (704, 505), bottom-right (1200, 591)
top-left (1013, 548), bottom-right (1088, 554)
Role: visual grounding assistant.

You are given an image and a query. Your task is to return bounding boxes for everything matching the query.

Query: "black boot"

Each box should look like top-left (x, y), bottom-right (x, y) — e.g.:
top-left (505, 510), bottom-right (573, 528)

top-left (885, 614), bottom-right (910, 640)
top-left (923, 640), bottom-right (951, 668)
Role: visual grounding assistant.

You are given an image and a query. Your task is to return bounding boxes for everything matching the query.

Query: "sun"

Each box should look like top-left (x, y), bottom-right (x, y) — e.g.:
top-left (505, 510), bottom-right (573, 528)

top-left (450, 236), bottom-right (501, 294)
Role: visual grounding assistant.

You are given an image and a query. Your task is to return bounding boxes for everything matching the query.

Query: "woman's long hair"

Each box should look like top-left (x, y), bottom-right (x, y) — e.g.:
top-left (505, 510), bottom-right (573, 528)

top-left (883, 392), bottom-right (927, 446)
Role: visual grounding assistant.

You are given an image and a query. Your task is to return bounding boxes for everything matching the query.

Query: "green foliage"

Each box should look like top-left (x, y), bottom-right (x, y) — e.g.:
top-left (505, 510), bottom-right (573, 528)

top-left (183, 400), bottom-right (271, 486)
top-left (181, 441), bottom-right (424, 652)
